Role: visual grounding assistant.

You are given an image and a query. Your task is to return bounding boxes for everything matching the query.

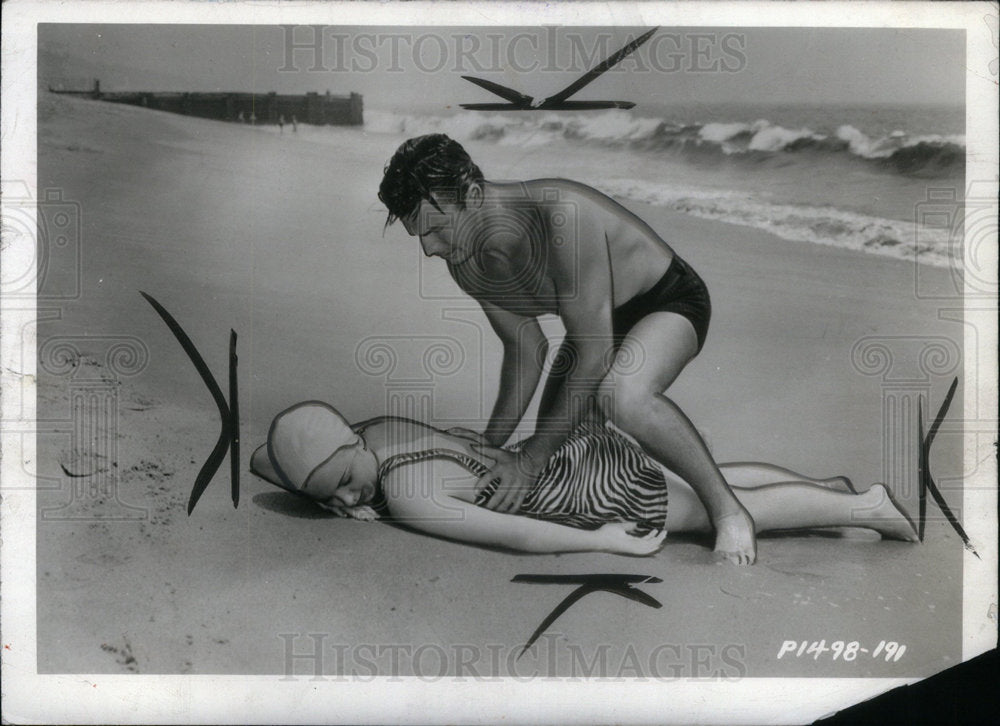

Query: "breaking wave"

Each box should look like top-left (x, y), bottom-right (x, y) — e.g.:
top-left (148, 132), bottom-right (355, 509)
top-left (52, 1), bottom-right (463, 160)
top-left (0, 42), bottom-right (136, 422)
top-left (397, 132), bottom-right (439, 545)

top-left (365, 107), bottom-right (962, 267)
top-left (365, 109), bottom-right (964, 179)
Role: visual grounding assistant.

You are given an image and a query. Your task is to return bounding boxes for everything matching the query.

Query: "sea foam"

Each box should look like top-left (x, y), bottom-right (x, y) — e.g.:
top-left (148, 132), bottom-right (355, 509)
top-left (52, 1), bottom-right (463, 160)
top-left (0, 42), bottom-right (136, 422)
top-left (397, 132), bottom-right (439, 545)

top-left (594, 178), bottom-right (956, 268)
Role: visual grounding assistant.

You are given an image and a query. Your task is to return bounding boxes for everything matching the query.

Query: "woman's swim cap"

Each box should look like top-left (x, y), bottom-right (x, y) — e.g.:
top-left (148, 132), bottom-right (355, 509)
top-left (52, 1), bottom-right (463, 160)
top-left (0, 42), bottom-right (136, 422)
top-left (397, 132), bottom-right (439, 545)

top-left (266, 401), bottom-right (358, 493)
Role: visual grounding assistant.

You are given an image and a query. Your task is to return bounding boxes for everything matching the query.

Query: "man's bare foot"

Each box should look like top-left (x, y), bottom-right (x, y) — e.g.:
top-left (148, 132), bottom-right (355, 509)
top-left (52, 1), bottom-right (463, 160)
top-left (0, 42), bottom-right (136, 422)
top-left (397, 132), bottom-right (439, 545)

top-left (856, 484), bottom-right (919, 542)
top-left (713, 507), bottom-right (757, 565)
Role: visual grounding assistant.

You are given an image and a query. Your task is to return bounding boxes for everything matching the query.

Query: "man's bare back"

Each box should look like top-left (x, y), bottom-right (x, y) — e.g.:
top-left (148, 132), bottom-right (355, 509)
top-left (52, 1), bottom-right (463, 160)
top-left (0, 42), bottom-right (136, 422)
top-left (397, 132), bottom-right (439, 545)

top-left (443, 179), bottom-right (677, 317)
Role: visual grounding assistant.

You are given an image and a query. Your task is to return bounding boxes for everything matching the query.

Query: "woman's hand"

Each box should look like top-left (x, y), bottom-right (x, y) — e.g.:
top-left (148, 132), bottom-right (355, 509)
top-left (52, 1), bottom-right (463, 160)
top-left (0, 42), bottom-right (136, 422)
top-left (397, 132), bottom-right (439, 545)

top-left (470, 443), bottom-right (542, 513)
top-left (316, 501), bottom-right (379, 521)
top-left (597, 523), bottom-right (666, 556)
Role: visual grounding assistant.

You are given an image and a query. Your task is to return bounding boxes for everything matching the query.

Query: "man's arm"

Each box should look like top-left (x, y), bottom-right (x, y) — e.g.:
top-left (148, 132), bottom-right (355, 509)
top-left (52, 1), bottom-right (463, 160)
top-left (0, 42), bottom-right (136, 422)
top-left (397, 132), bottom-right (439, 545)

top-left (479, 216), bottom-right (617, 512)
top-left (516, 226), bottom-right (614, 469)
top-left (480, 300), bottom-right (548, 447)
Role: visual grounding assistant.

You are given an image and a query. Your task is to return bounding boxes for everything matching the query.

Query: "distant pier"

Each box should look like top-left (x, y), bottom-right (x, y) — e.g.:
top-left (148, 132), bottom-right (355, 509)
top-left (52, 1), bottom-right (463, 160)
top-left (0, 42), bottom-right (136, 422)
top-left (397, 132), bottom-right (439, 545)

top-left (48, 79), bottom-right (363, 126)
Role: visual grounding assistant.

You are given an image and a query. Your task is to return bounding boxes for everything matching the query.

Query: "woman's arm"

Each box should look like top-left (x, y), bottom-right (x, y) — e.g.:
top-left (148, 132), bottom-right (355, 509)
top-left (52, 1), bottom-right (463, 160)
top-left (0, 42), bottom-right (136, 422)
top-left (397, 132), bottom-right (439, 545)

top-left (382, 466), bottom-right (664, 555)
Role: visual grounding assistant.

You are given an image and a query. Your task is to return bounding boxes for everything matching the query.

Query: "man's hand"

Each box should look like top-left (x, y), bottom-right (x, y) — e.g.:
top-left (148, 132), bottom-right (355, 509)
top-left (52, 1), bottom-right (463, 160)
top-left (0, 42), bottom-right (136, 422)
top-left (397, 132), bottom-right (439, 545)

top-left (470, 443), bottom-right (542, 513)
top-left (445, 427), bottom-right (491, 446)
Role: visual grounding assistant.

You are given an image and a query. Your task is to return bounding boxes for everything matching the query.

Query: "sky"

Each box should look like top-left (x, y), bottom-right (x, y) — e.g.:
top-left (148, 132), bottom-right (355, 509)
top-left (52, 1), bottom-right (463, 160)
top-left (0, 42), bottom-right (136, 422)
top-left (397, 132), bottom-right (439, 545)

top-left (39, 24), bottom-right (966, 111)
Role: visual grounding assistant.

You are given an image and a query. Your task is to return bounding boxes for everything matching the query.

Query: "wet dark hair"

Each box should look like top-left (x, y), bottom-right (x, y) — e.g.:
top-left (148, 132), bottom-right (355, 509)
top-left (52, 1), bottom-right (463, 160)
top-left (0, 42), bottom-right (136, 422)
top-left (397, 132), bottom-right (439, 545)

top-left (378, 134), bottom-right (484, 228)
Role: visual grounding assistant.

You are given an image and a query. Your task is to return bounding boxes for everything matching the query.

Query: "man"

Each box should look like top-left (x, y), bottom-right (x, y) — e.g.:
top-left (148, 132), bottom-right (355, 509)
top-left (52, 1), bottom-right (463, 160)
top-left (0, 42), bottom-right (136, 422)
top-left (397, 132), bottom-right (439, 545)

top-left (378, 134), bottom-right (756, 564)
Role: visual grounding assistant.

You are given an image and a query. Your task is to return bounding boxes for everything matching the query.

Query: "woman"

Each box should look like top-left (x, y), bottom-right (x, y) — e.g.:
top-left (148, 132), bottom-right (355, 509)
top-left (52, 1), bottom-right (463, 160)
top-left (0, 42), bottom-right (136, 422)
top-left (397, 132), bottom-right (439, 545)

top-left (250, 402), bottom-right (918, 556)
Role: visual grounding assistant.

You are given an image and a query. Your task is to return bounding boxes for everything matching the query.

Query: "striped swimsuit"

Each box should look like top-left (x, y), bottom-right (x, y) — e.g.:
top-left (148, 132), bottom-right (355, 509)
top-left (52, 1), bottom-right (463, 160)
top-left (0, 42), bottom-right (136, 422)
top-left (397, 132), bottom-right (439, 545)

top-left (376, 417), bottom-right (668, 530)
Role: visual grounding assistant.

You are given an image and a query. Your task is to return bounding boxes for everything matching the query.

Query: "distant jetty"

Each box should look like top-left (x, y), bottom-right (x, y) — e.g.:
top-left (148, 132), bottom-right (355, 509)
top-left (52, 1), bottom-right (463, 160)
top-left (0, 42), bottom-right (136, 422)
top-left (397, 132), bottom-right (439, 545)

top-left (48, 79), bottom-right (363, 126)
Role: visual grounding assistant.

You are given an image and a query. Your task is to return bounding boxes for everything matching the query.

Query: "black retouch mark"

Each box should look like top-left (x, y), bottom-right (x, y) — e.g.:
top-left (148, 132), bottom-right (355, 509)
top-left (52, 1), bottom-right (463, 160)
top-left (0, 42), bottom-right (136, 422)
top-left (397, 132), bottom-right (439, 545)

top-left (511, 573), bottom-right (663, 659)
top-left (461, 28), bottom-right (657, 112)
top-left (140, 292), bottom-right (239, 514)
top-left (138, 293), bottom-right (974, 561)
top-left (918, 376), bottom-right (978, 557)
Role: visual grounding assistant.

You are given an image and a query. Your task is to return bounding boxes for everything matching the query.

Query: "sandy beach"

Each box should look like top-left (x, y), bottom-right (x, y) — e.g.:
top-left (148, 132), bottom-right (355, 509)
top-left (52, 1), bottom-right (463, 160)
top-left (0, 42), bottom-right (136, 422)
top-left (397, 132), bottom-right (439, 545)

top-left (36, 94), bottom-right (966, 678)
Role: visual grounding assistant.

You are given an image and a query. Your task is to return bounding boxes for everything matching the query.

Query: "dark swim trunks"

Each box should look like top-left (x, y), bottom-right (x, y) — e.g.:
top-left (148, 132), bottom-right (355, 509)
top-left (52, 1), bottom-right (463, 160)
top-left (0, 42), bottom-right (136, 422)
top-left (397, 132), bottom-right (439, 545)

top-left (612, 254), bottom-right (711, 354)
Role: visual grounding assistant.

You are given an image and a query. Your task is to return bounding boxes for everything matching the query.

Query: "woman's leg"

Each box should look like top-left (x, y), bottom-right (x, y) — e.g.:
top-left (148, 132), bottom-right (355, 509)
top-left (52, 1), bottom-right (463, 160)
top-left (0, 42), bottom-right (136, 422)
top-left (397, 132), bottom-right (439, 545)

top-left (719, 462), bottom-right (857, 493)
top-left (664, 471), bottom-right (917, 541)
top-left (736, 483), bottom-right (917, 540)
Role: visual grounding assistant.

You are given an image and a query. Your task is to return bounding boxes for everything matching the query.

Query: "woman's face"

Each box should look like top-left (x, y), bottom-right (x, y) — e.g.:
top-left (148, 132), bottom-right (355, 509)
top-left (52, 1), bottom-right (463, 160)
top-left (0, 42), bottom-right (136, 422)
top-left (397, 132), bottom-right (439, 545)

top-left (302, 441), bottom-right (379, 509)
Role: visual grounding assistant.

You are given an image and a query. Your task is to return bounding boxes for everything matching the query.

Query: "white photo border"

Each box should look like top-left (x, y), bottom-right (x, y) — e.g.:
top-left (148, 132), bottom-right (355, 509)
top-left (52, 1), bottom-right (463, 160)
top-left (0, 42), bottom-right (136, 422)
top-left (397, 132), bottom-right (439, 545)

top-left (2, 1), bottom-right (996, 723)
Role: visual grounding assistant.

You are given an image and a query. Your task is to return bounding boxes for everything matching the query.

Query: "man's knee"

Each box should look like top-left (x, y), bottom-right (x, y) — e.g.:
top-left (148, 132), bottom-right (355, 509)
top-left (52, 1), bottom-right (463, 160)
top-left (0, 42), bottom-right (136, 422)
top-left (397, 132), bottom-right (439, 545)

top-left (597, 375), bottom-right (653, 427)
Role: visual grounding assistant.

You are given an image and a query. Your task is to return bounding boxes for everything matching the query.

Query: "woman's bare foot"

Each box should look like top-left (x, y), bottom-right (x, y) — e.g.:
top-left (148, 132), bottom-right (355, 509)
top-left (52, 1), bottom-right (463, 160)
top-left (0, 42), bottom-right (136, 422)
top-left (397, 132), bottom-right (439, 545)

top-left (817, 475), bottom-right (857, 494)
top-left (713, 506), bottom-right (757, 565)
top-left (855, 484), bottom-right (919, 542)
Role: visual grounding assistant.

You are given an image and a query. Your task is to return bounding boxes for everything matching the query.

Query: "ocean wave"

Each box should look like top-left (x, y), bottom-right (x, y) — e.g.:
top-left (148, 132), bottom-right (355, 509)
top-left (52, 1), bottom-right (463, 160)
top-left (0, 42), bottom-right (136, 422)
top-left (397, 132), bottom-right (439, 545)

top-left (593, 178), bottom-right (955, 268)
top-left (364, 109), bottom-right (965, 178)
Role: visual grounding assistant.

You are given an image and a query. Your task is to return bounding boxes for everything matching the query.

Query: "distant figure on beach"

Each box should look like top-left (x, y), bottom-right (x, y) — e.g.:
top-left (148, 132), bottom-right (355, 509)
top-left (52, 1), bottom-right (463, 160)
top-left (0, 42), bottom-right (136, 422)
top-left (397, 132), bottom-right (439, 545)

top-left (278, 115), bottom-right (285, 134)
top-left (249, 403), bottom-right (919, 554)
top-left (291, 115), bottom-right (298, 133)
top-left (237, 111), bottom-right (245, 124)
top-left (378, 134), bottom-right (758, 564)
top-left (249, 112), bottom-right (256, 126)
